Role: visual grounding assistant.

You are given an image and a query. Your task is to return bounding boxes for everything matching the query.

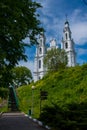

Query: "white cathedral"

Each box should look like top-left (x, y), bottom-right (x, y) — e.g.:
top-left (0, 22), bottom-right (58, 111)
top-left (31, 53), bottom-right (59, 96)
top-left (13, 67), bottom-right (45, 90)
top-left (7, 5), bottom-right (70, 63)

top-left (33, 20), bottom-right (76, 82)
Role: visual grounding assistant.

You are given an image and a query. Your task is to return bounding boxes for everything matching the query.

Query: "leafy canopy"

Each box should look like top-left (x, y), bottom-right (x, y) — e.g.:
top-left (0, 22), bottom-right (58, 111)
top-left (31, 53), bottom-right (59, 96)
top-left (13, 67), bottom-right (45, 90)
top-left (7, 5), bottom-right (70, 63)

top-left (12, 66), bottom-right (32, 87)
top-left (0, 0), bottom-right (43, 87)
top-left (0, 0), bottom-right (43, 67)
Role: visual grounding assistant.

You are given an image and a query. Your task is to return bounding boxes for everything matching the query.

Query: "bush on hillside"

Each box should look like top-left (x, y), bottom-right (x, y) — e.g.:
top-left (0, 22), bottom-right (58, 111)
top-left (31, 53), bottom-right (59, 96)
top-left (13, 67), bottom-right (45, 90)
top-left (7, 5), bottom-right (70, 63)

top-left (39, 102), bottom-right (87, 130)
top-left (0, 87), bottom-right (9, 99)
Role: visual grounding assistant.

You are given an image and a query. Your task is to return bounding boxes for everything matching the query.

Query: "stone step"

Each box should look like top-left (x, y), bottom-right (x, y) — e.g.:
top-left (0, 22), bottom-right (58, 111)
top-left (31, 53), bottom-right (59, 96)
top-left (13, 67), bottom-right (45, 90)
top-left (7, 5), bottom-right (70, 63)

top-left (2, 112), bottom-right (25, 117)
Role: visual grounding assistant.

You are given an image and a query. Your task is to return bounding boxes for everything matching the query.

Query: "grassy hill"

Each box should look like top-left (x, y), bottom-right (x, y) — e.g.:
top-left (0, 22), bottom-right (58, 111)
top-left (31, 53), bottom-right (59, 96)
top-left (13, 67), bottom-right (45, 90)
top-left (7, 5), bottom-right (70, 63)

top-left (17, 64), bottom-right (87, 119)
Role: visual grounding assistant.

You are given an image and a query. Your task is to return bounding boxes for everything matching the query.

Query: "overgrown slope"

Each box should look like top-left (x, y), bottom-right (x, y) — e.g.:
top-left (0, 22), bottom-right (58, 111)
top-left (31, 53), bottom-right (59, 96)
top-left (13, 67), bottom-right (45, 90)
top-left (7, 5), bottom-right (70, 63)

top-left (17, 64), bottom-right (87, 118)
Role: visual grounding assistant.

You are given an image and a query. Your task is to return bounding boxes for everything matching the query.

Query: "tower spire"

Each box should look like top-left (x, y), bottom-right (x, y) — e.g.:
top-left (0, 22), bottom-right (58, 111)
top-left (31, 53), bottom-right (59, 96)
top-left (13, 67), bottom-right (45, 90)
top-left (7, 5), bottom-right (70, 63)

top-left (61, 19), bottom-right (76, 67)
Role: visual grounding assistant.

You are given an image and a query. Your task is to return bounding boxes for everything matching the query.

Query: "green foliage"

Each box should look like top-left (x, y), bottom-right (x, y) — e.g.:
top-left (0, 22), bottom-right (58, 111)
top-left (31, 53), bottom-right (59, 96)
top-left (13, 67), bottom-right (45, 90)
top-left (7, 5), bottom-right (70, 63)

top-left (0, 67), bottom-right (13, 87)
top-left (0, 88), bottom-right (8, 112)
top-left (17, 64), bottom-right (87, 128)
top-left (17, 84), bottom-right (41, 118)
top-left (12, 66), bottom-right (32, 87)
top-left (0, 0), bottom-right (43, 87)
top-left (0, 103), bottom-right (8, 113)
top-left (0, 89), bottom-right (8, 112)
top-left (44, 48), bottom-right (67, 72)
top-left (39, 102), bottom-right (87, 130)
top-left (0, 87), bottom-right (9, 98)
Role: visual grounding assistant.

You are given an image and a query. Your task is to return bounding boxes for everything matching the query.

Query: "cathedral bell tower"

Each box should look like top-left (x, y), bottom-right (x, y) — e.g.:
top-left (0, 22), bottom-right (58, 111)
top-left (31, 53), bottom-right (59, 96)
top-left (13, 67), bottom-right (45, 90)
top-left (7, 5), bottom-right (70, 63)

top-left (61, 20), bottom-right (76, 67)
top-left (34, 32), bottom-right (46, 82)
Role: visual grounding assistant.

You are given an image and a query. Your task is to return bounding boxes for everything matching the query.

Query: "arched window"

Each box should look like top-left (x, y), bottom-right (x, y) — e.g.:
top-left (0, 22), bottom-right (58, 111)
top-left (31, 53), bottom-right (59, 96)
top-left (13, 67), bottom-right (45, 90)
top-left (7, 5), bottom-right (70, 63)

top-left (39, 76), bottom-right (41, 80)
top-left (39, 48), bottom-right (42, 54)
top-left (39, 60), bottom-right (41, 68)
top-left (65, 33), bottom-right (67, 39)
top-left (40, 39), bottom-right (42, 45)
top-left (65, 42), bottom-right (68, 49)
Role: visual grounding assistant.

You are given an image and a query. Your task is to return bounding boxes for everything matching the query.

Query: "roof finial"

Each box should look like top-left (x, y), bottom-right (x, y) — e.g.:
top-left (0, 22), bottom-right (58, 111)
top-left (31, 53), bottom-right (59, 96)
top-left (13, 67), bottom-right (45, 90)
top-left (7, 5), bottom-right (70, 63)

top-left (65, 14), bottom-right (69, 25)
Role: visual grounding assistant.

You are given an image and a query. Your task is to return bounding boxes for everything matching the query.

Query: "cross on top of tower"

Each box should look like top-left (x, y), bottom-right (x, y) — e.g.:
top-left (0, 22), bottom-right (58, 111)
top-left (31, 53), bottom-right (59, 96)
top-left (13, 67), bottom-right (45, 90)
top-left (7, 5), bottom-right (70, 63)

top-left (65, 14), bottom-right (69, 25)
top-left (66, 14), bottom-right (68, 21)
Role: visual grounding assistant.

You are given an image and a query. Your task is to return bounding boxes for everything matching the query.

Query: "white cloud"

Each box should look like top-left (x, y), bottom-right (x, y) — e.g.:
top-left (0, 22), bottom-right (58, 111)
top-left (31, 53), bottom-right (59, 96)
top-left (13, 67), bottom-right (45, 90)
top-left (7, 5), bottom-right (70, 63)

top-left (71, 22), bottom-right (87, 45)
top-left (70, 9), bottom-right (87, 45)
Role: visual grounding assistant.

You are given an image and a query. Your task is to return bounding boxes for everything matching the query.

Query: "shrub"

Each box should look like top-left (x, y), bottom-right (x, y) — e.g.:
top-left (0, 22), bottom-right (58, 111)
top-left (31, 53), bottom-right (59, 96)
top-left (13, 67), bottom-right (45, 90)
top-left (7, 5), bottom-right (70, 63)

top-left (0, 87), bottom-right (9, 99)
top-left (39, 103), bottom-right (87, 130)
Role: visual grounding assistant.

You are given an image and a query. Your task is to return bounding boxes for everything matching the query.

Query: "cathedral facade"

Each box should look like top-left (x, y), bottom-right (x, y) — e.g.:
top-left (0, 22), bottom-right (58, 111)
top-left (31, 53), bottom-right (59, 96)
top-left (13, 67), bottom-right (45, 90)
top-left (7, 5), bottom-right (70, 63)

top-left (33, 20), bottom-right (76, 82)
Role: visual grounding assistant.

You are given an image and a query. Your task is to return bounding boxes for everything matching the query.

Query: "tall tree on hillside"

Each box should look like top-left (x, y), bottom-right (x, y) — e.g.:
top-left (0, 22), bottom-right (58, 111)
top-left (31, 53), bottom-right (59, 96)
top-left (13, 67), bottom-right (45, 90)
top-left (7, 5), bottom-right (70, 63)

top-left (12, 66), bottom-right (32, 87)
top-left (44, 48), bottom-right (67, 72)
top-left (0, 0), bottom-right (43, 87)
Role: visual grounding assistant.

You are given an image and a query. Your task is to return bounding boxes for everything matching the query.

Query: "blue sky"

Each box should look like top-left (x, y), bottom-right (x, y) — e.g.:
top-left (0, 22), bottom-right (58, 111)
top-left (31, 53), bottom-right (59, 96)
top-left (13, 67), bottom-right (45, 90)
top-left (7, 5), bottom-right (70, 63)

top-left (19, 0), bottom-right (87, 74)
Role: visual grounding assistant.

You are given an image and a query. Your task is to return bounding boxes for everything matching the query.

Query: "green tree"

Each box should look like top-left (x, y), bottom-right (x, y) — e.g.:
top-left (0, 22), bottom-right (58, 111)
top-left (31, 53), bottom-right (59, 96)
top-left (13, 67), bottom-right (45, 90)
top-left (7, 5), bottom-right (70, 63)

top-left (44, 48), bottom-right (67, 72)
top-left (12, 66), bottom-right (32, 87)
top-left (0, 0), bottom-right (43, 87)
